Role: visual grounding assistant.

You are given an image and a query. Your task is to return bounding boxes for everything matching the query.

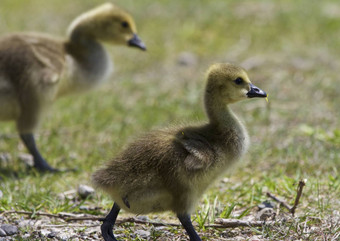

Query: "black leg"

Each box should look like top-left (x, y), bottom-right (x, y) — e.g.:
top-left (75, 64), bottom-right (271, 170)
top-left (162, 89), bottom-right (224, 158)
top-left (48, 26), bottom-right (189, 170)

top-left (177, 213), bottom-right (202, 241)
top-left (101, 202), bottom-right (121, 241)
top-left (20, 133), bottom-right (58, 172)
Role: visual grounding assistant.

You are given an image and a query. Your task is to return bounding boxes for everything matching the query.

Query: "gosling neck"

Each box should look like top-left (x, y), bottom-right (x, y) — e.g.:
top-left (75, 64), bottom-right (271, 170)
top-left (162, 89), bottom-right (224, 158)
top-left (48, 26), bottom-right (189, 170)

top-left (204, 91), bottom-right (239, 129)
top-left (65, 32), bottom-right (111, 80)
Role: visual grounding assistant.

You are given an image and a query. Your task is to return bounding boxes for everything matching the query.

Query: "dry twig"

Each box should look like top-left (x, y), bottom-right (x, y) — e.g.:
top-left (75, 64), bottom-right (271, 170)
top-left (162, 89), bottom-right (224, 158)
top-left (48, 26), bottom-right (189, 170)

top-left (290, 179), bottom-right (307, 216)
top-left (0, 210), bottom-right (276, 229)
top-left (0, 210), bottom-right (102, 221)
top-left (215, 218), bottom-right (275, 227)
top-left (266, 179), bottom-right (307, 216)
top-left (266, 192), bottom-right (292, 211)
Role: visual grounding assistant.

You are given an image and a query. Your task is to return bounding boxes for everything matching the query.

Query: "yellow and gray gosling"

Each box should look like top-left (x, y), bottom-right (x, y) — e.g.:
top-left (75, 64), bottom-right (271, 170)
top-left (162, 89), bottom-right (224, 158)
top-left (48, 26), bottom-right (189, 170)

top-left (0, 3), bottom-right (146, 172)
top-left (92, 63), bottom-right (267, 241)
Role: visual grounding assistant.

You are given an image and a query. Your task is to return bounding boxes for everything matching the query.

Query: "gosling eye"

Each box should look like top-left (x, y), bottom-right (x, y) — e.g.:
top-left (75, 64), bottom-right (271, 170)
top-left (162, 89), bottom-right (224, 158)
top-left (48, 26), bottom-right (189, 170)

top-left (121, 21), bottom-right (129, 28)
top-left (234, 77), bottom-right (244, 85)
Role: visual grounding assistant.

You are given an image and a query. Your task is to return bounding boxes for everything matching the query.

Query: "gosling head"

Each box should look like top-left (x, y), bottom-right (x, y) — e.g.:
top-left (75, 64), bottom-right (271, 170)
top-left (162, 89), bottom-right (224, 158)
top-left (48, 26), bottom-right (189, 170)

top-left (67, 3), bottom-right (146, 50)
top-left (206, 63), bottom-right (267, 104)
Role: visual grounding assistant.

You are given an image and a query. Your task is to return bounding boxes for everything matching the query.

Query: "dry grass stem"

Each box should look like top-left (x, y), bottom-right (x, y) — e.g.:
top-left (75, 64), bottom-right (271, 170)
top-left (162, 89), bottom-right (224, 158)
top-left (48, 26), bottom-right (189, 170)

top-left (266, 179), bottom-right (307, 216)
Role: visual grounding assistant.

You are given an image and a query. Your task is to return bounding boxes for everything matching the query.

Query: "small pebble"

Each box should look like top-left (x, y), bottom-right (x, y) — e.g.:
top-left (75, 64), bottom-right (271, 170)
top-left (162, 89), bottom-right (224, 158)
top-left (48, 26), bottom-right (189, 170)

top-left (57, 233), bottom-right (71, 241)
top-left (222, 178), bottom-right (230, 183)
top-left (78, 185), bottom-right (95, 199)
top-left (22, 233), bottom-right (31, 239)
top-left (58, 189), bottom-right (77, 200)
top-left (0, 153), bottom-right (11, 163)
top-left (18, 220), bottom-right (34, 228)
top-left (177, 51), bottom-right (197, 67)
top-left (257, 200), bottom-right (274, 210)
top-left (135, 215), bottom-right (149, 221)
top-left (135, 230), bottom-right (151, 239)
top-left (224, 236), bottom-right (246, 241)
top-left (18, 153), bottom-right (34, 167)
top-left (154, 226), bottom-right (167, 231)
top-left (39, 229), bottom-right (50, 237)
top-left (47, 232), bottom-right (58, 238)
top-left (79, 205), bottom-right (90, 211)
top-left (91, 233), bottom-right (99, 239)
top-left (0, 224), bottom-right (18, 236)
top-left (0, 229), bottom-right (6, 237)
top-left (249, 235), bottom-right (263, 241)
top-left (256, 208), bottom-right (275, 221)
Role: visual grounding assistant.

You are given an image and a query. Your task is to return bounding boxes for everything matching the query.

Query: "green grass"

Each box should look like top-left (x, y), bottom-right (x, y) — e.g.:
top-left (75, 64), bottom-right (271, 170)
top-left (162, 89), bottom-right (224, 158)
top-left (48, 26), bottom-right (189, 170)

top-left (1, 0), bottom-right (339, 240)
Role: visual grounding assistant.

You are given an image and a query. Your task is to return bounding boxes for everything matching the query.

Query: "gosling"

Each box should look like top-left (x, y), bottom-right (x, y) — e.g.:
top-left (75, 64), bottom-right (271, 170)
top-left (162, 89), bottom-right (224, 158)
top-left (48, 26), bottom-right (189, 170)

top-left (92, 63), bottom-right (267, 241)
top-left (0, 3), bottom-right (146, 172)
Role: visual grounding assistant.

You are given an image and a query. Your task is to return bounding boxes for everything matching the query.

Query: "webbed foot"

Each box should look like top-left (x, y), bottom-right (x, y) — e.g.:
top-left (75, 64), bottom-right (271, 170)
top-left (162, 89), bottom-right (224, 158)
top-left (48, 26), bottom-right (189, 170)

top-left (100, 203), bottom-right (121, 241)
top-left (20, 133), bottom-right (77, 173)
top-left (100, 219), bottom-right (118, 241)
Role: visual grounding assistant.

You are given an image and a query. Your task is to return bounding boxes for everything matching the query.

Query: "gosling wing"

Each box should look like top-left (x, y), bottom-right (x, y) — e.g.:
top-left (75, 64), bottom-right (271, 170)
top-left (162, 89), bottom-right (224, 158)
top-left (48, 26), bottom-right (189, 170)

top-left (176, 137), bottom-right (216, 171)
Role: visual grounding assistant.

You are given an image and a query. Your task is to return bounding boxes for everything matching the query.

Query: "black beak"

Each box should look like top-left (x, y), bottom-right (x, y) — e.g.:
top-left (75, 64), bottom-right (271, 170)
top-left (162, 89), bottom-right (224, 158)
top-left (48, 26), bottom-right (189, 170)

top-left (128, 34), bottom-right (146, 51)
top-left (247, 84), bottom-right (267, 98)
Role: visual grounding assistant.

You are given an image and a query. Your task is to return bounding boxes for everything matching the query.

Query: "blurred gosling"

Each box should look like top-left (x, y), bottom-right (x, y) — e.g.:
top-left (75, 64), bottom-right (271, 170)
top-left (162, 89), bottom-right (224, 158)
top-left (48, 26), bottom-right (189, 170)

top-left (0, 3), bottom-right (146, 172)
top-left (92, 63), bottom-right (267, 241)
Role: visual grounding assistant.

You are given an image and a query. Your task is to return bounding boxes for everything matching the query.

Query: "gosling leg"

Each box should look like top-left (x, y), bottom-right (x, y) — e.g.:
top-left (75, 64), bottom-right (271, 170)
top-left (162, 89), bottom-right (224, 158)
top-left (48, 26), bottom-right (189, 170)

top-left (101, 202), bottom-right (121, 241)
top-left (20, 133), bottom-right (58, 172)
top-left (177, 213), bottom-right (202, 241)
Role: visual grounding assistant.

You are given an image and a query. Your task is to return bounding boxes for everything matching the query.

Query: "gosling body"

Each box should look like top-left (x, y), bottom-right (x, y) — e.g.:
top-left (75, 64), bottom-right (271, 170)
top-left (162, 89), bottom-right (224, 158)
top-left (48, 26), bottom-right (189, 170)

top-left (0, 3), bottom-right (146, 172)
top-left (93, 63), bottom-right (267, 241)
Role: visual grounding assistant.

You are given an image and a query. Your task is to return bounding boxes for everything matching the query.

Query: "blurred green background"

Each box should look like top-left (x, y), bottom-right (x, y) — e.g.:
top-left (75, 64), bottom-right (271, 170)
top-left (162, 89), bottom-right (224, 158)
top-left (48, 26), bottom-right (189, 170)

top-left (0, 0), bottom-right (339, 240)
